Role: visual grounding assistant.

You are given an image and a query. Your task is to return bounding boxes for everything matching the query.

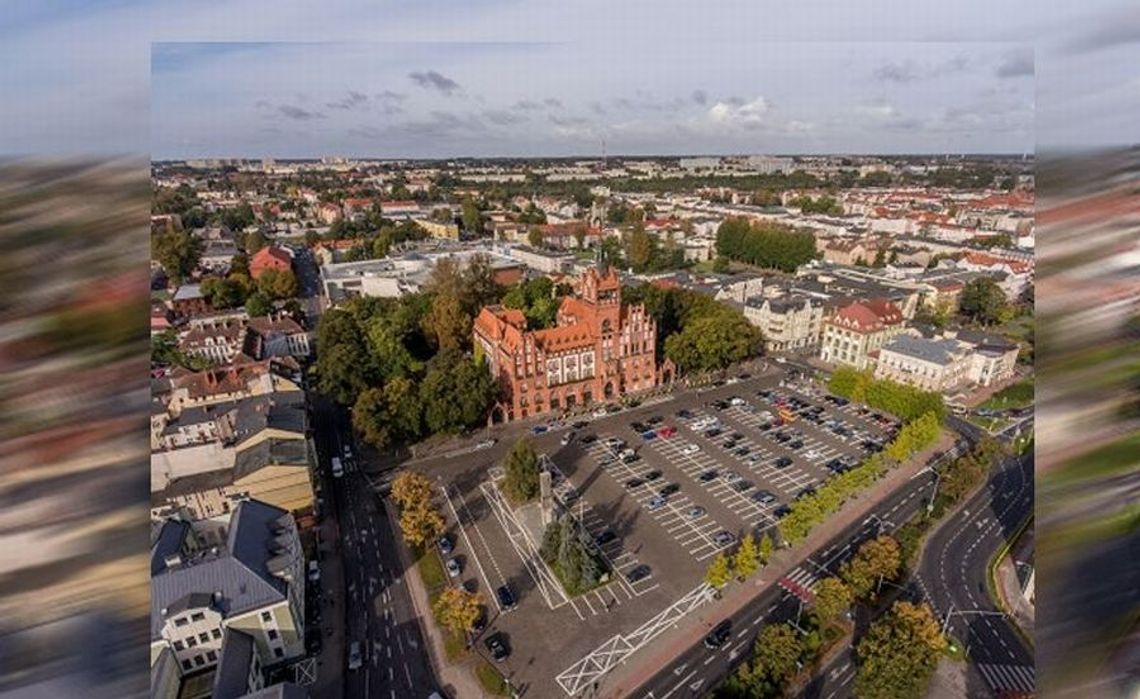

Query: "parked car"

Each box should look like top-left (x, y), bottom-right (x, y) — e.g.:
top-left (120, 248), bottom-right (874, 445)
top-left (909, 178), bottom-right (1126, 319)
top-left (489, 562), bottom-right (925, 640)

top-left (572, 421), bottom-right (589, 429)
top-left (675, 409), bottom-right (694, 420)
top-left (687, 506), bottom-right (707, 518)
top-left (475, 438), bottom-right (497, 450)
top-left (532, 425), bottom-right (548, 435)
top-left (641, 430), bottom-right (658, 441)
top-left (624, 478), bottom-right (645, 489)
top-left (604, 437), bottom-right (625, 449)
top-left (485, 633), bottom-right (510, 662)
top-left (644, 469), bottom-right (663, 481)
top-left (722, 471), bottom-right (743, 483)
top-left (657, 425), bottom-right (677, 438)
top-left (621, 453), bottom-right (642, 464)
top-left (561, 432), bottom-right (575, 446)
top-left (646, 415), bottom-right (664, 425)
top-left (599, 454), bottom-right (615, 466)
top-left (581, 434), bottom-right (598, 444)
top-left (704, 620), bottom-right (732, 649)
top-left (732, 480), bottom-right (753, 492)
top-left (308, 560), bottom-right (320, 583)
top-left (704, 428), bottom-right (724, 438)
top-left (751, 489), bottom-right (777, 504)
top-left (471, 608), bottom-right (487, 635)
top-left (496, 585), bottom-right (517, 610)
top-left (773, 504), bottom-right (792, 518)
top-left (658, 482), bottom-right (681, 497)
top-left (446, 558), bottom-right (461, 578)
top-left (348, 641), bottom-right (363, 670)
top-left (630, 421), bottom-right (649, 433)
top-left (626, 565), bottom-right (652, 583)
top-left (682, 443), bottom-right (701, 455)
top-left (729, 396), bottom-right (746, 406)
top-left (713, 531), bottom-right (736, 546)
top-left (698, 469), bottom-right (719, 482)
top-left (438, 536), bottom-right (454, 556)
top-left (595, 530), bottom-right (617, 546)
top-left (647, 496), bottom-right (667, 511)
top-left (733, 446), bottom-right (751, 457)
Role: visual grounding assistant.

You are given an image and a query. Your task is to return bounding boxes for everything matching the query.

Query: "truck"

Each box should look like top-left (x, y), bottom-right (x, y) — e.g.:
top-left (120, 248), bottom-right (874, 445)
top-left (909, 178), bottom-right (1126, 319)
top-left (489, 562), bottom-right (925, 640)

top-left (331, 457), bottom-right (344, 479)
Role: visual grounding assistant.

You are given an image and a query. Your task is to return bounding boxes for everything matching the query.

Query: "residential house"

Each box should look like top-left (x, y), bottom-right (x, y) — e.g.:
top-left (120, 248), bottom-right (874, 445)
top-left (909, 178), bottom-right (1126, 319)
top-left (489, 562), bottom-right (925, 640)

top-left (742, 295), bottom-right (825, 352)
top-left (246, 315), bottom-right (311, 359)
top-left (873, 334), bottom-right (973, 392)
top-left (150, 501), bottom-right (305, 682)
top-left (250, 247), bottom-right (292, 280)
top-left (180, 318), bottom-right (249, 364)
top-left (379, 200), bottom-right (421, 219)
top-left (819, 299), bottom-right (906, 369)
top-left (955, 329), bottom-right (1021, 387)
top-left (172, 285), bottom-right (212, 318)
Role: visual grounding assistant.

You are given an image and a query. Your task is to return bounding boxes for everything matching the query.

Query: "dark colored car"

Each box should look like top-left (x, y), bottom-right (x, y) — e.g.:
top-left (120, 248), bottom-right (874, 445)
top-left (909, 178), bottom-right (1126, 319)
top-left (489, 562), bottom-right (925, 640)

top-left (751, 489), bottom-right (777, 504)
top-left (626, 565), bottom-right (652, 583)
top-left (733, 446), bottom-right (751, 457)
top-left (722, 439), bottom-right (738, 449)
top-left (471, 608), bottom-right (487, 635)
top-left (699, 469), bottom-right (719, 482)
top-left (675, 409), bottom-right (694, 419)
top-left (704, 620), bottom-right (732, 649)
top-left (773, 504), bottom-right (793, 518)
top-left (438, 536), bottom-right (454, 556)
top-left (572, 421), bottom-right (589, 429)
top-left (644, 469), bottom-right (663, 481)
top-left (788, 440), bottom-right (804, 450)
top-left (795, 486), bottom-right (817, 500)
top-left (738, 373), bottom-right (752, 380)
top-left (659, 482), bottom-right (681, 497)
top-left (630, 421), bottom-right (649, 433)
top-left (622, 453), bottom-right (642, 464)
top-left (625, 477), bottom-right (645, 489)
top-left (581, 434), bottom-right (598, 444)
top-left (485, 633), bottom-right (510, 662)
top-left (496, 585), bottom-right (517, 610)
top-left (730, 432), bottom-right (744, 441)
top-left (774, 456), bottom-right (793, 468)
top-left (732, 480), bottom-right (753, 492)
top-left (705, 428), bottom-right (724, 438)
top-left (773, 432), bottom-right (791, 443)
top-left (595, 530), bottom-right (617, 546)
top-left (646, 415), bottom-right (664, 425)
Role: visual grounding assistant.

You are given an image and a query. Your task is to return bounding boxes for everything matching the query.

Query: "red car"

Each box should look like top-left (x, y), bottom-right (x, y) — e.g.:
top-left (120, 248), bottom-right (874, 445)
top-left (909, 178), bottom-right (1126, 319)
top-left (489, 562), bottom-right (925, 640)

top-left (656, 425), bottom-right (677, 438)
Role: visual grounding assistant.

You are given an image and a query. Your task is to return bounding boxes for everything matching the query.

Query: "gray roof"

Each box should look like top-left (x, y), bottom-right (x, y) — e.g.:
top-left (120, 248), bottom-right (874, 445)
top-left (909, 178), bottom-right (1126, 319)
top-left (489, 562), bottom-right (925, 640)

top-left (213, 628), bottom-right (256, 699)
top-left (173, 284), bottom-right (204, 301)
top-left (881, 335), bottom-right (966, 366)
top-left (151, 500), bottom-right (297, 640)
top-left (151, 520), bottom-right (190, 576)
top-left (237, 684), bottom-right (309, 699)
top-left (955, 328), bottom-right (1018, 352)
top-left (233, 394), bottom-right (306, 446)
top-left (234, 439), bottom-right (310, 482)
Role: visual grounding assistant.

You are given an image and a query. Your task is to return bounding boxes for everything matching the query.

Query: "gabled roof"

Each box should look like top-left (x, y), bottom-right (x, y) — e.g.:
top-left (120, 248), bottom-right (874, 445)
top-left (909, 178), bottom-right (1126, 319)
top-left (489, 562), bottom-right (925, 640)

top-left (881, 334), bottom-right (967, 366)
top-left (829, 299), bottom-right (904, 333)
top-left (251, 246), bottom-right (292, 270)
top-left (213, 628), bottom-right (256, 699)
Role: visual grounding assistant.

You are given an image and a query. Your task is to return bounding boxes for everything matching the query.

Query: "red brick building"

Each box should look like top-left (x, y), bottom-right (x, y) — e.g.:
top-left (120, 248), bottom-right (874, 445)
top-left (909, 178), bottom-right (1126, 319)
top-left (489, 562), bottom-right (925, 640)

top-left (249, 246), bottom-right (292, 280)
top-left (474, 266), bottom-right (660, 422)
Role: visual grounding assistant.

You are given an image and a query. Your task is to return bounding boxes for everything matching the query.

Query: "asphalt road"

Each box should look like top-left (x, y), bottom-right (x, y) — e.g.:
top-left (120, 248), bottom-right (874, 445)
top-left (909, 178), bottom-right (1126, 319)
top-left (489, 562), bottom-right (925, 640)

top-left (628, 445), bottom-right (960, 699)
top-left (799, 430), bottom-right (1035, 699)
top-left (310, 394), bottom-right (440, 699)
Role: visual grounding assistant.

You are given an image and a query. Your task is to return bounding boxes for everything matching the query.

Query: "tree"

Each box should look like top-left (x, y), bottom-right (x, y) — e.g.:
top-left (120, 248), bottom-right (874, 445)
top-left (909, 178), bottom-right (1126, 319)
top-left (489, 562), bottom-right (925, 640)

top-left (314, 309), bottom-right (375, 405)
top-left (664, 311), bottom-right (764, 374)
top-left (398, 501), bottom-right (445, 547)
top-left (230, 253), bottom-right (250, 277)
top-left (749, 623), bottom-right (804, 687)
top-left (257, 268), bottom-right (299, 299)
top-left (391, 471), bottom-right (435, 511)
top-left (502, 437), bottom-right (540, 504)
top-left (433, 587), bottom-right (483, 636)
top-left (704, 553), bottom-right (733, 589)
top-left (959, 277), bottom-right (1008, 326)
top-left (872, 247), bottom-right (887, 268)
top-left (624, 224), bottom-right (653, 272)
top-left (715, 217), bottom-right (816, 272)
top-left (365, 316), bottom-right (421, 382)
top-left (527, 227), bottom-right (544, 248)
top-left (758, 532), bottom-right (774, 564)
top-left (152, 329), bottom-right (181, 367)
top-left (422, 293), bottom-right (471, 352)
top-left (304, 229), bottom-right (320, 248)
top-left (712, 255), bottom-right (730, 274)
top-left (854, 601), bottom-right (946, 699)
top-left (200, 276), bottom-right (247, 309)
top-left (461, 197), bottom-right (483, 235)
top-left (420, 352), bottom-right (494, 434)
top-left (245, 292), bottom-right (273, 317)
top-left (733, 533), bottom-right (760, 580)
top-left (840, 535), bottom-right (902, 600)
top-left (813, 577), bottom-right (853, 626)
top-left (244, 229), bottom-right (268, 255)
top-left (153, 229), bottom-right (203, 286)
top-left (460, 253), bottom-right (503, 313)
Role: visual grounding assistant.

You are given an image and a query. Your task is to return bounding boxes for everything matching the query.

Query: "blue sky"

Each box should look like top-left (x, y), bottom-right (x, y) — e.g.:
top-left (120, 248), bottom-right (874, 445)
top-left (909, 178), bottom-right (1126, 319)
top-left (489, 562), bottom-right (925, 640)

top-left (1, 0), bottom-right (1138, 155)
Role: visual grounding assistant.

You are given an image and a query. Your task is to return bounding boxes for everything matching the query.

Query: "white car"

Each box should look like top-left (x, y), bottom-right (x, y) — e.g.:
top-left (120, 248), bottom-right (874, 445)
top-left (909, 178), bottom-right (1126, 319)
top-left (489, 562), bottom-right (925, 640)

top-left (475, 438), bottom-right (497, 450)
top-left (593, 408), bottom-right (608, 418)
top-left (561, 432), bottom-right (574, 446)
top-left (308, 560), bottom-right (320, 583)
top-left (348, 641), bottom-right (363, 670)
top-left (729, 397), bottom-right (746, 406)
top-left (446, 558), bottom-right (461, 578)
top-left (681, 443), bottom-right (700, 455)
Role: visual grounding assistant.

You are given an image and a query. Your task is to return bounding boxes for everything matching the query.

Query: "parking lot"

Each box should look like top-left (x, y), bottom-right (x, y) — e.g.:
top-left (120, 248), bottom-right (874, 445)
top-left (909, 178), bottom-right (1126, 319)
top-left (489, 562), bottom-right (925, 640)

top-left (412, 366), bottom-right (902, 697)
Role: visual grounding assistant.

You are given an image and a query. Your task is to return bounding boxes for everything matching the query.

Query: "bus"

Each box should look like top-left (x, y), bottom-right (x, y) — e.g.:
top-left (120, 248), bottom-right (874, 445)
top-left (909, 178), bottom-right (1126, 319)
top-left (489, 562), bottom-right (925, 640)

top-left (331, 457), bottom-right (344, 479)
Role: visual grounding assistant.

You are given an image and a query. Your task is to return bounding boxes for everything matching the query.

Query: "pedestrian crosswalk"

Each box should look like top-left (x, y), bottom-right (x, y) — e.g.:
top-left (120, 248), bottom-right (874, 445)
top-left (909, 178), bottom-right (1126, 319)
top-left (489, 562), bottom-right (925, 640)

top-left (977, 663), bottom-right (1035, 694)
top-left (784, 566), bottom-right (820, 590)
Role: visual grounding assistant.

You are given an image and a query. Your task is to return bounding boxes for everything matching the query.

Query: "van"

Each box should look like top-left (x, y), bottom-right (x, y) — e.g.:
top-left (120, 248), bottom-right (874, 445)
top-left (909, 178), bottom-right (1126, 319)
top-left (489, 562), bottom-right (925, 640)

top-left (331, 457), bottom-right (344, 479)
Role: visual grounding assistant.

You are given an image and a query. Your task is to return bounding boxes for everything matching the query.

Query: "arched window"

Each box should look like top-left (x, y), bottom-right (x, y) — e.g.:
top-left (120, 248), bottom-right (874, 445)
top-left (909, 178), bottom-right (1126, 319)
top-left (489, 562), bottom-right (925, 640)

top-left (601, 318), bottom-right (613, 335)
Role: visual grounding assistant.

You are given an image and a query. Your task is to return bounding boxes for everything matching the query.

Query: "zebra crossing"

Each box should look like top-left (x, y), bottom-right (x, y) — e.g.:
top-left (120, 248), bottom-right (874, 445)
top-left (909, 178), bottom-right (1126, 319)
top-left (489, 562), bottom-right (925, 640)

top-left (977, 663), bottom-right (1036, 694)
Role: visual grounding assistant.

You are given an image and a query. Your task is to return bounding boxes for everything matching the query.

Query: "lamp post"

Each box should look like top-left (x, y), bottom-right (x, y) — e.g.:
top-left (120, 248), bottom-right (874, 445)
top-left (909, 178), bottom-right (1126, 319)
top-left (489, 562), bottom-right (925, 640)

top-left (927, 468), bottom-right (942, 514)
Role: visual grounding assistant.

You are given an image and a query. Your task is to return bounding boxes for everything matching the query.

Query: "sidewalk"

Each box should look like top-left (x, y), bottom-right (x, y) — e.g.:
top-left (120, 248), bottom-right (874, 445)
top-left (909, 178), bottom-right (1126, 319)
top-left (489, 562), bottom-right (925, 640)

top-left (384, 504), bottom-right (490, 699)
top-left (598, 432), bottom-right (956, 699)
top-left (310, 515), bottom-right (346, 699)
top-left (993, 524), bottom-right (1034, 641)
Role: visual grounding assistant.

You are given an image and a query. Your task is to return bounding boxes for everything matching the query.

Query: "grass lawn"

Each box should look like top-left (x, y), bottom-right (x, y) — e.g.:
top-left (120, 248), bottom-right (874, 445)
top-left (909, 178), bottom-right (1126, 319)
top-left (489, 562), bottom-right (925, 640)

top-left (441, 629), bottom-right (469, 662)
top-left (981, 378), bottom-right (1034, 411)
top-left (968, 415), bottom-right (1010, 433)
top-left (417, 547), bottom-right (448, 595)
top-left (474, 660), bottom-right (509, 695)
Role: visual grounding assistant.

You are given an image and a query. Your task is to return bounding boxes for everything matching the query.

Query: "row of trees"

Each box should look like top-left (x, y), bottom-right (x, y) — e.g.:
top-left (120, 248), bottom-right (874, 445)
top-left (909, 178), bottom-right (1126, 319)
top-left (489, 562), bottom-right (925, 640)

top-left (715, 217), bottom-right (818, 272)
top-left (828, 367), bottom-right (946, 423)
top-left (778, 413), bottom-right (942, 544)
top-left (788, 194), bottom-right (843, 216)
top-left (622, 224), bottom-right (687, 274)
top-left (854, 601), bottom-right (946, 699)
top-left (703, 532), bottom-right (772, 589)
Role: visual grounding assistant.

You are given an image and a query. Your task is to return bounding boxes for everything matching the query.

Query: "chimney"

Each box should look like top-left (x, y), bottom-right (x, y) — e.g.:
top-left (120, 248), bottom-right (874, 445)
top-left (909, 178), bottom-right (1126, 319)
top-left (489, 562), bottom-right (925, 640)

top-left (163, 553), bottom-right (182, 569)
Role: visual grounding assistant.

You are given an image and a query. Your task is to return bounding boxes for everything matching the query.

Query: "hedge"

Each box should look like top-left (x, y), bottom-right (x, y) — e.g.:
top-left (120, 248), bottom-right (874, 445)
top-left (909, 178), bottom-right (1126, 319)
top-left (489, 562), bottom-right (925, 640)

top-left (828, 366), bottom-right (945, 423)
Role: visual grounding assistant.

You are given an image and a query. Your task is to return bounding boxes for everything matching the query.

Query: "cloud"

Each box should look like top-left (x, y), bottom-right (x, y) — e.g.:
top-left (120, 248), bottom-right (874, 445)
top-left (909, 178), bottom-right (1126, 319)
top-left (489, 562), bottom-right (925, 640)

top-left (707, 96), bottom-right (770, 128)
top-left (549, 113), bottom-right (589, 127)
top-left (277, 104), bottom-right (324, 121)
top-left (513, 99), bottom-right (544, 111)
top-left (408, 70), bottom-right (461, 95)
top-left (874, 60), bottom-right (920, 83)
top-left (589, 101), bottom-right (607, 115)
top-left (483, 109), bottom-right (527, 126)
top-left (691, 89), bottom-right (708, 105)
top-left (995, 50), bottom-right (1034, 78)
top-left (543, 97), bottom-right (563, 109)
top-left (1062, 6), bottom-right (1140, 55)
top-left (326, 90), bottom-right (369, 110)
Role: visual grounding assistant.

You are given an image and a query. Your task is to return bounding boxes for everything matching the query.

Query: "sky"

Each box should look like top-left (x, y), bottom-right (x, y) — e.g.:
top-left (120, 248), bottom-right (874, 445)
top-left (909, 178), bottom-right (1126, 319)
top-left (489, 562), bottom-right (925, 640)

top-left (1, 0), bottom-right (1138, 155)
top-left (151, 41), bottom-right (1035, 159)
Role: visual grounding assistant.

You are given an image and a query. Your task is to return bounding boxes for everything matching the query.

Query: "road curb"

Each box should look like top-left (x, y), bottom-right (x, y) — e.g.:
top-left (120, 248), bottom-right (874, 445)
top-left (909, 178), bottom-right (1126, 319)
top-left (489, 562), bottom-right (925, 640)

top-left (986, 514), bottom-right (1034, 651)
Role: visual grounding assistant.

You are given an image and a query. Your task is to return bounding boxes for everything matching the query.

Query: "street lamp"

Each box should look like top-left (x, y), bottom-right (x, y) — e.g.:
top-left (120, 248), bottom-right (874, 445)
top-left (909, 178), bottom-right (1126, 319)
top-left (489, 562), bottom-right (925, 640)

top-left (927, 468), bottom-right (942, 514)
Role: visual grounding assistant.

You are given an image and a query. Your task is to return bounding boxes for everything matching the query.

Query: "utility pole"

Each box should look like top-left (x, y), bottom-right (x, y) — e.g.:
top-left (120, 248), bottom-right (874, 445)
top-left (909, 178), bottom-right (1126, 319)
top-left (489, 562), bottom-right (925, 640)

top-left (927, 468), bottom-right (942, 514)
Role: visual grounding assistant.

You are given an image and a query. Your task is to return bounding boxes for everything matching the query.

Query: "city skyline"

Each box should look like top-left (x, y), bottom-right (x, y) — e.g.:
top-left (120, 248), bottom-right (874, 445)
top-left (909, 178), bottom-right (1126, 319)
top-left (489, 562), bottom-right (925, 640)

top-left (151, 41), bottom-right (1035, 160)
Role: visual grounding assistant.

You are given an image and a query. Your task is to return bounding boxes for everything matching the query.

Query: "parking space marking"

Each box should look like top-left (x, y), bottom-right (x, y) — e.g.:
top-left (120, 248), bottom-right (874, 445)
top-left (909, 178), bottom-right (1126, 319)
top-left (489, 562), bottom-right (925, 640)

top-left (441, 484), bottom-right (508, 612)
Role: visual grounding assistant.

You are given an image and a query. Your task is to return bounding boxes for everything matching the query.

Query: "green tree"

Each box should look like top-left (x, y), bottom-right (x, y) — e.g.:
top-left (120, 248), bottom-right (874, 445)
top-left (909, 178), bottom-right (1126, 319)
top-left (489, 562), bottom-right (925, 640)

top-left (959, 277), bottom-right (1008, 326)
top-left (304, 229), bottom-right (320, 248)
top-left (152, 328), bottom-right (181, 366)
top-left (245, 292), bottom-right (273, 317)
top-left (420, 351), bottom-right (495, 434)
top-left (422, 293), bottom-right (472, 352)
top-left (314, 309), bottom-right (375, 405)
top-left (812, 577), bottom-right (853, 626)
top-left (503, 437), bottom-right (540, 504)
top-left (664, 311), bottom-right (764, 374)
top-left (527, 227), bottom-right (544, 248)
top-left (391, 471), bottom-right (435, 511)
top-left (364, 316), bottom-right (421, 381)
top-left (624, 224), bottom-right (653, 272)
top-left (841, 535), bottom-right (902, 600)
top-left (153, 229), bottom-right (204, 286)
top-left (733, 533), bottom-right (760, 580)
top-left (257, 268), bottom-right (299, 299)
top-left (244, 229), bottom-right (268, 255)
top-left (712, 255), bottom-right (730, 274)
top-left (704, 553), bottom-right (734, 589)
top-left (461, 197), bottom-right (483, 234)
top-left (758, 532), bottom-right (774, 564)
top-left (749, 623), bottom-right (804, 688)
top-left (200, 276), bottom-right (247, 309)
top-left (854, 601), bottom-right (946, 699)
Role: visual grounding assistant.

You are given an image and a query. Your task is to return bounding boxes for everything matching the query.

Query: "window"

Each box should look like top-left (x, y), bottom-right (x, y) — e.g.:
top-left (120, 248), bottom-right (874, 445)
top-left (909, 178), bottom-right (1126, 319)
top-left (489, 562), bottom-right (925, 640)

top-left (186, 637), bottom-right (197, 648)
top-left (174, 617), bottom-right (189, 628)
top-left (173, 640), bottom-right (185, 651)
top-left (273, 647), bottom-right (284, 659)
top-left (190, 612), bottom-right (205, 622)
top-left (267, 629), bottom-right (279, 641)
top-left (198, 632), bottom-right (210, 643)
top-left (181, 660), bottom-right (192, 671)
top-left (211, 628), bottom-right (221, 640)
top-left (193, 655), bottom-right (205, 667)
top-left (261, 611), bottom-right (272, 623)
top-left (206, 650), bottom-right (217, 662)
